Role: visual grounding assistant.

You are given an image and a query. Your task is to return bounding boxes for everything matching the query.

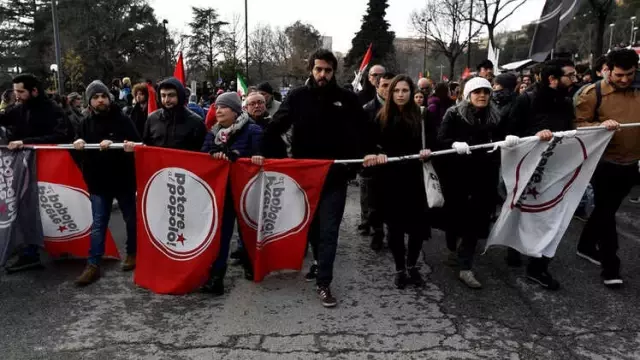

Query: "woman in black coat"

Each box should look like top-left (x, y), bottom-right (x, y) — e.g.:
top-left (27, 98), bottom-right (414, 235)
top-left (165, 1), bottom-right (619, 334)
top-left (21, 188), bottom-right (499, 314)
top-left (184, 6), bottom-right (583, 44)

top-left (364, 75), bottom-right (435, 289)
top-left (437, 77), bottom-right (507, 289)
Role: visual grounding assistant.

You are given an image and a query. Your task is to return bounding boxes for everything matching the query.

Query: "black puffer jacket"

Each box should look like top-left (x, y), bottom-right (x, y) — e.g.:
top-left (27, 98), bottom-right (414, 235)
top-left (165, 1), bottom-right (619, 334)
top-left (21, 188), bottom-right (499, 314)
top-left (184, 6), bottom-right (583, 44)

top-left (262, 77), bottom-right (373, 185)
top-left (77, 104), bottom-right (141, 195)
top-left (143, 78), bottom-right (206, 151)
top-left (127, 103), bottom-right (148, 138)
top-left (0, 96), bottom-right (72, 144)
top-left (507, 83), bottom-right (574, 137)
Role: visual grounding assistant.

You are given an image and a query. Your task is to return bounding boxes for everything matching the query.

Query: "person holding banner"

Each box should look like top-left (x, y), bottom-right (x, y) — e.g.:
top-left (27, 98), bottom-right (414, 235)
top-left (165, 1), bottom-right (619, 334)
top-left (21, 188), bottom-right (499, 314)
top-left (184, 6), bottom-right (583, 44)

top-left (201, 92), bottom-right (262, 295)
top-left (575, 49), bottom-right (640, 288)
top-left (255, 49), bottom-right (371, 308)
top-left (503, 61), bottom-right (577, 290)
top-left (364, 75), bottom-right (434, 289)
top-left (72, 80), bottom-right (141, 286)
top-left (437, 77), bottom-right (505, 289)
top-left (2, 74), bottom-right (74, 273)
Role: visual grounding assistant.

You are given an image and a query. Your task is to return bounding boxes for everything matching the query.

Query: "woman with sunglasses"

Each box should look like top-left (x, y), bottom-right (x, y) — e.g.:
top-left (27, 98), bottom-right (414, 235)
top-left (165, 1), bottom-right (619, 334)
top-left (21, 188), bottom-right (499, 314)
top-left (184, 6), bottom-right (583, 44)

top-left (437, 77), bottom-right (506, 289)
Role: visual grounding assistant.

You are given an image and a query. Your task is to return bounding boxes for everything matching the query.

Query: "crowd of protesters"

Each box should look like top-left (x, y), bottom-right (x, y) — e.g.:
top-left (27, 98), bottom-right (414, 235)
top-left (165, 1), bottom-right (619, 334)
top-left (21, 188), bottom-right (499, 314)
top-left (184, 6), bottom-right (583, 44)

top-left (0, 47), bottom-right (638, 309)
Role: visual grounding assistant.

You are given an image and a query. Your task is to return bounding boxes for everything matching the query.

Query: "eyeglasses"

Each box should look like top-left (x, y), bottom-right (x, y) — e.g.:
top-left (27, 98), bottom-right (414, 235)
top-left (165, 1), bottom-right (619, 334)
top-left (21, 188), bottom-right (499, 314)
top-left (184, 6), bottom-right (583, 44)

top-left (369, 73), bottom-right (384, 77)
top-left (247, 100), bottom-right (265, 107)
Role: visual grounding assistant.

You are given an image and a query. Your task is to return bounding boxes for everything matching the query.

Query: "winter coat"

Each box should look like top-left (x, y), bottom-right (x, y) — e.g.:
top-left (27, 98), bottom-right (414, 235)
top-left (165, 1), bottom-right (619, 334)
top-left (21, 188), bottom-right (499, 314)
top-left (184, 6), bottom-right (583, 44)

top-left (491, 90), bottom-right (517, 127)
top-left (250, 113), bottom-right (272, 130)
top-left (76, 104), bottom-right (141, 196)
top-left (508, 84), bottom-right (574, 137)
top-left (127, 103), bottom-right (148, 138)
top-left (187, 103), bottom-right (205, 119)
top-left (437, 101), bottom-right (505, 239)
top-left (363, 96), bottom-right (383, 124)
top-left (376, 112), bottom-right (436, 236)
top-left (261, 77), bottom-right (373, 186)
top-left (266, 99), bottom-right (281, 117)
top-left (357, 83), bottom-right (377, 106)
top-left (201, 113), bottom-right (263, 158)
top-left (143, 78), bottom-right (207, 151)
top-left (0, 96), bottom-right (73, 144)
top-left (426, 96), bottom-right (453, 130)
top-left (65, 106), bottom-right (84, 137)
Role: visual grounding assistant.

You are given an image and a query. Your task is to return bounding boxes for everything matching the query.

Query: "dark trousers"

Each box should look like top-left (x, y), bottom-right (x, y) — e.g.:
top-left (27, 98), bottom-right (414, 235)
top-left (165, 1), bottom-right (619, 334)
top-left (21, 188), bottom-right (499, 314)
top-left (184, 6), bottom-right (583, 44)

top-left (308, 181), bottom-right (348, 287)
top-left (359, 175), bottom-right (383, 233)
top-left (507, 248), bottom-right (552, 274)
top-left (388, 227), bottom-right (423, 272)
top-left (457, 236), bottom-right (479, 271)
top-left (578, 161), bottom-right (640, 275)
top-left (213, 191), bottom-right (237, 271)
top-left (89, 193), bottom-right (136, 265)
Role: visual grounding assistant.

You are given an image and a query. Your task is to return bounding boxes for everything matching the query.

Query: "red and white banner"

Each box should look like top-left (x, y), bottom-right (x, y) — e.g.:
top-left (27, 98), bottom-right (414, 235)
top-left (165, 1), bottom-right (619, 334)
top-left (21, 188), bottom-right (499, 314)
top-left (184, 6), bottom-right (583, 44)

top-left (230, 159), bottom-right (332, 282)
top-left (36, 149), bottom-right (120, 259)
top-left (134, 146), bottom-right (229, 294)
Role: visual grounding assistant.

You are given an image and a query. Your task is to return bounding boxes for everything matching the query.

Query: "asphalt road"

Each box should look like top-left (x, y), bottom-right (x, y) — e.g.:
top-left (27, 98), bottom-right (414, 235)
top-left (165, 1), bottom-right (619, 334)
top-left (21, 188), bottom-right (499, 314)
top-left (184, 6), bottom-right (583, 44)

top-left (1, 185), bottom-right (640, 360)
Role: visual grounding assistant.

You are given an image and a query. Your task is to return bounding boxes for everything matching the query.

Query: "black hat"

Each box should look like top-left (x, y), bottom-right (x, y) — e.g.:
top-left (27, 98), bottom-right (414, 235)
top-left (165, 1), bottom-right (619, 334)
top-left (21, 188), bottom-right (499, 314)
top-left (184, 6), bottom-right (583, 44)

top-left (257, 82), bottom-right (274, 95)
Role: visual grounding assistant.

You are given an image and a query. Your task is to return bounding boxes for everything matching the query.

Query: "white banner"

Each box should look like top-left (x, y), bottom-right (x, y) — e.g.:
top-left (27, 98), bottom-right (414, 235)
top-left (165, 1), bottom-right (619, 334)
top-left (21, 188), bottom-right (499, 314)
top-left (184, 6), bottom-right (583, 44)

top-left (485, 130), bottom-right (614, 258)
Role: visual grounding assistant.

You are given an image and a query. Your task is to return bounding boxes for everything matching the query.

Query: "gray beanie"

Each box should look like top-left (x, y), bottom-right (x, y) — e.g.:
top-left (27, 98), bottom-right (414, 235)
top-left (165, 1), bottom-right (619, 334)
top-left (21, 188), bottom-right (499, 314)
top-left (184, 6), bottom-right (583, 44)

top-left (215, 92), bottom-right (242, 115)
top-left (85, 80), bottom-right (112, 103)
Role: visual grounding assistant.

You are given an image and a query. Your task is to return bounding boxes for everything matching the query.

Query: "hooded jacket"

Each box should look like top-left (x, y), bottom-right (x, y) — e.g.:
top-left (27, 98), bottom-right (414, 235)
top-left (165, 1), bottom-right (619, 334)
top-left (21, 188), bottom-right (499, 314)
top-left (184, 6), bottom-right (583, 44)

top-left (261, 76), bottom-right (371, 185)
top-left (143, 77), bottom-right (207, 151)
top-left (508, 83), bottom-right (574, 137)
top-left (77, 103), bottom-right (141, 195)
top-left (0, 95), bottom-right (72, 144)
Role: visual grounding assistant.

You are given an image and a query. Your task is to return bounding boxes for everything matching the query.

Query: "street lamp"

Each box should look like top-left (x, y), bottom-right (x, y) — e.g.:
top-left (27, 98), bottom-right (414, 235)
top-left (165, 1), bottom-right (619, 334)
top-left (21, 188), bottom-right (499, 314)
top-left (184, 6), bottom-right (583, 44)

top-left (51, 0), bottom-right (64, 94)
top-left (162, 19), bottom-right (169, 77)
top-left (421, 18), bottom-right (432, 77)
top-left (609, 23), bottom-right (616, 51)
top-left (631, 16), bottom-right (637, 45)
top-left (634, 26), bottom-right (639, 45)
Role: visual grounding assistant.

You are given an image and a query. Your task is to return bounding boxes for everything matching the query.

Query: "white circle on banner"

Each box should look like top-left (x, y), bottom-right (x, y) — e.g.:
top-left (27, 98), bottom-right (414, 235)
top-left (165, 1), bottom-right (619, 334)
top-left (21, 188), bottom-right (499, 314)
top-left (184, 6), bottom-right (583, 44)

top-left (239, 171), bottom-right (310, 247)
top-left (37, 182), bottom-right (92, 241)
top-left (142, 167), bottom-right (217, 261)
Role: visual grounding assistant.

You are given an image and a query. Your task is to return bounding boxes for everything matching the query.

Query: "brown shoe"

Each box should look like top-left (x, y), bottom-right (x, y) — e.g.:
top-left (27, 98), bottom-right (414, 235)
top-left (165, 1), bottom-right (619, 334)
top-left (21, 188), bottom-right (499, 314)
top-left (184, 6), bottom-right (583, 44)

top-left (75, 264), bottom-right (100, 287)
top-left (121, 255), bottom-right (136, 272)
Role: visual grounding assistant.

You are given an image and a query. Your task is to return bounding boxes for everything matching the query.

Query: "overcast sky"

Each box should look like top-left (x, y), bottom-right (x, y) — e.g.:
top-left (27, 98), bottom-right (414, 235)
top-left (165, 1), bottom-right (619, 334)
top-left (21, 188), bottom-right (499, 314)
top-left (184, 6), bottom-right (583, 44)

top-left (149, 0), bottom-right (546, 53)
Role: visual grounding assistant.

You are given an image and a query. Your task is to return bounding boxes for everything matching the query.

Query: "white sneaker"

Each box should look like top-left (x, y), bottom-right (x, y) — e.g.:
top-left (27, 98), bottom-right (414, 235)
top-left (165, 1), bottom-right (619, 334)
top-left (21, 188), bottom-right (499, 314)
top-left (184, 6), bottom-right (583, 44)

top-left (459, 270), bottom-right (482, 289)
top-left (629, 196), bottom-right (640, 204)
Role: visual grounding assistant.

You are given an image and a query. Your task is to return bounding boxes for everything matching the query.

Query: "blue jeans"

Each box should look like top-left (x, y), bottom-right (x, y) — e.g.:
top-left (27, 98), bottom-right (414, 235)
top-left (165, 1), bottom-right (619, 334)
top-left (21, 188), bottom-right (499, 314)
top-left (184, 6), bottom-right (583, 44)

top-left (308, 181), bottom-right (348, 287)
top-left (213, 189), bottom-right (236, 271)
top-left (89, 193), bottom-right (136, 265)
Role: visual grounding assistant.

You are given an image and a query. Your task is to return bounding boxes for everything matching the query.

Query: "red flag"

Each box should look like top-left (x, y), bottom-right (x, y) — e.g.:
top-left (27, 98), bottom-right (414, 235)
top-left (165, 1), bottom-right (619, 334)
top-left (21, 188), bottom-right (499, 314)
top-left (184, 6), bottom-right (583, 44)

top-left (147, 84), bottom-right (158, 115)
top-left (359, 44), bottom-right (373, 72)
top-left (230, 158), bottom-right (332, 282)
top-left (442, 75), bottom-right (449, 82)
top-left (462, 67), bottom-right (471, 80)
top-left (173, 51), bottom-right (185, 85)
top-left (205, 104), bottom-right (217, 130)
top-left (134, 146), bottom-right (229, 294)
top-left (36, 150), bottom-right (120, 259)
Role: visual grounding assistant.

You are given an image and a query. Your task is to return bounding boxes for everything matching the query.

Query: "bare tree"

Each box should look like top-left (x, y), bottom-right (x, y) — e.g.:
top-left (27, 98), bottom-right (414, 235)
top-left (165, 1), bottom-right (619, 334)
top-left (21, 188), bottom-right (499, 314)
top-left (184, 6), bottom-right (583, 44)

top-left (249, 24), bottom-right (275, 81)
top-left (411, 0), bottom-right (481, 79)
top-left (463, 0), bottom-right (528, 49)
top-left (220, 14), bottom-right (245, 78)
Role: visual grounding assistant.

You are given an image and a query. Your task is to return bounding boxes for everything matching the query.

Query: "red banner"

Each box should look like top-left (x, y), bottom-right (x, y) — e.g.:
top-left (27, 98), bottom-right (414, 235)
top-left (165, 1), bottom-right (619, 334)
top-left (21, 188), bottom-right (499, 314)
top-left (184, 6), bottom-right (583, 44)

top-left (134, 146), bottom-right (229, 294)
top-left (36, 149), bottom-right (120, 259)
top-left (230, 159), bottom-right (332, 282)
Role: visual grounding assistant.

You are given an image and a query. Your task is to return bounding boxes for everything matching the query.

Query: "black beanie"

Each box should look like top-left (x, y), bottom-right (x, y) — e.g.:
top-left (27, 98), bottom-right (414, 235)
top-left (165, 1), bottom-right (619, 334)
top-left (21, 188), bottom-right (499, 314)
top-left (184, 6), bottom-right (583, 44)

top-left (495, 73), bottom-right (518, 92)
top-left (257, 82), bottom-right (274, 95)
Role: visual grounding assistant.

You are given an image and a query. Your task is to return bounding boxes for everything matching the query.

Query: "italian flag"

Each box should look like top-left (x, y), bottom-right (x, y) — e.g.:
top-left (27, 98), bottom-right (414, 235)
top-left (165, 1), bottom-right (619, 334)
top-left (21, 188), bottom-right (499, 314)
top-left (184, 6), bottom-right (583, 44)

top-left (237, 73), bottom-right (248, 96)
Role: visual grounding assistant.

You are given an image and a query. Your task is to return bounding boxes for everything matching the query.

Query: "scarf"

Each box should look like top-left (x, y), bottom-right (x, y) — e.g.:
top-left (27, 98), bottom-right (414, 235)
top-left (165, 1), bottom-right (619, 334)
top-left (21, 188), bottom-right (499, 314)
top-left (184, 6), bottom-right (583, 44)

top-left (456, 100), bottom-right (501, 126)
top-left (211, 112), bottom-right (250, 146)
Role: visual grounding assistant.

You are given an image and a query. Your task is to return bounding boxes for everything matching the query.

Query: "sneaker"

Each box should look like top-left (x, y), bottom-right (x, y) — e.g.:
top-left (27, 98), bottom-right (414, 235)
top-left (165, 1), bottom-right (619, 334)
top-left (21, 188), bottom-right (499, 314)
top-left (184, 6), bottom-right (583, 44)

top-left (316, 286), bottom-right (337, 308)
top-left (602, 272), bottom-right (624, 289)
top-left (75, 264), bottom-right (100, 287)
top-left (394, 270), bottom-right (408, 289)
top-left (304, 263), bottom-right (318, 282)
top-left (5, 255), bottom-right (43, 274)
top-left (526, 271), bottom-right (560, 291)
top-left (629, 196), bottom-right (640, 204)
top-left (370, 232), bottom-right (384, 252)
top-left (408, 267), bottom-right (425, 287)
top-left (121, 255), bottom-right (136, 272)
top-left (576, 248), bottom-right (601, 266)
top-left (459, 270), bottom-right (482, 289)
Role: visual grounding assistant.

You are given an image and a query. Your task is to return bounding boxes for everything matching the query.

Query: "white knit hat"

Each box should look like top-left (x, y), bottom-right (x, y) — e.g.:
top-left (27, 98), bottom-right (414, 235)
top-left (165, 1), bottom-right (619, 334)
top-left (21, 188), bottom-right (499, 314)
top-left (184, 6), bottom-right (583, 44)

top-left (463, 77), bottom-right (492, 100)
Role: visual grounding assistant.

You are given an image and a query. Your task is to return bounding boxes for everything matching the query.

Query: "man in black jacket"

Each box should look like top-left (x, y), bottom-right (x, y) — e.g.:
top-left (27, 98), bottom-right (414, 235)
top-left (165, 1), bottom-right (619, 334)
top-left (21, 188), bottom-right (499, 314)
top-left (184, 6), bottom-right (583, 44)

top-left (126, 83), bottom-right (150, 137)
top-left (255, 49), bottom-right (371, 308)
top-left (135, 77), bottom-right (206, 152)
top-left (73, 80), bottom-right (141, 286)
top-left (360, 72), bottom-right (394, 250)
top-left (1, 74), bottom-right (73, 273)
top-left (506, 62), bottom-right (575, 291)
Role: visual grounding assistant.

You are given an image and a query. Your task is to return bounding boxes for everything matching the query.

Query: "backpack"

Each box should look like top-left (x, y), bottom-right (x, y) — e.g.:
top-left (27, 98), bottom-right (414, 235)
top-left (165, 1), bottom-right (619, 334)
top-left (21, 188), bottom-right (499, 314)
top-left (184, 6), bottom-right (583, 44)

top-left (573, 81), bottom-right (603, 122)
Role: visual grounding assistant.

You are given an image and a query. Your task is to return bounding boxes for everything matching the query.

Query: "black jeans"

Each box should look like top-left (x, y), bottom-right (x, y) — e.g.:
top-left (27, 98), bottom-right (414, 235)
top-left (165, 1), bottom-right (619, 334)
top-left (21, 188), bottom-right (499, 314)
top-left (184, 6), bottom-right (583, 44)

top-left (578, 161), bottom-right (640, 276)
top-left (359, 175), bottom-right (383, 233)
top-left (308, 181), bottom-right (348, 287)
top-left (388, 227), bottom-right (423, 272)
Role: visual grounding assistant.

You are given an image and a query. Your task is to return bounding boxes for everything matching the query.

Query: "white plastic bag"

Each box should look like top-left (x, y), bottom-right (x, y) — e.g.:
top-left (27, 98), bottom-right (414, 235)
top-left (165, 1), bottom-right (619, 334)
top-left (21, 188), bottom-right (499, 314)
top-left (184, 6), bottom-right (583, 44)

top-left (421, 120), bottom-right (444, 208)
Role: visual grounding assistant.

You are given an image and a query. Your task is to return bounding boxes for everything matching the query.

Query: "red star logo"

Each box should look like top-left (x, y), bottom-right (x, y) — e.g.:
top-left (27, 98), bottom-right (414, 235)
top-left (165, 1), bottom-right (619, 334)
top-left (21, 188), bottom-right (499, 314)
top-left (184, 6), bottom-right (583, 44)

top-left (0, 203), bottom-right (6, 215)
top-left (527, 187), bottom-right (540, 199)
top-left (58, 225), bottom-right (68, 233)
top-left (176, 233), bottom-right (186, 245)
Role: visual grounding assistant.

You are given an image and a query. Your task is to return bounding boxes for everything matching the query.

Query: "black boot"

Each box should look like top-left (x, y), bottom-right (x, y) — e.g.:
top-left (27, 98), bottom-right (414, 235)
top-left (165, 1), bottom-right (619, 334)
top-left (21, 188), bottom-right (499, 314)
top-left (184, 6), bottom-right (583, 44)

top-left (506, 248), bottom-right (522, 267)
top-left (370, 231), bottom-right (384, 252)
top-left (394, 270), bottom-right (408, 289)
top-left (408, 267), bottom-right (425, 287)
top-left (202, 266), bottom-right (227, 296)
